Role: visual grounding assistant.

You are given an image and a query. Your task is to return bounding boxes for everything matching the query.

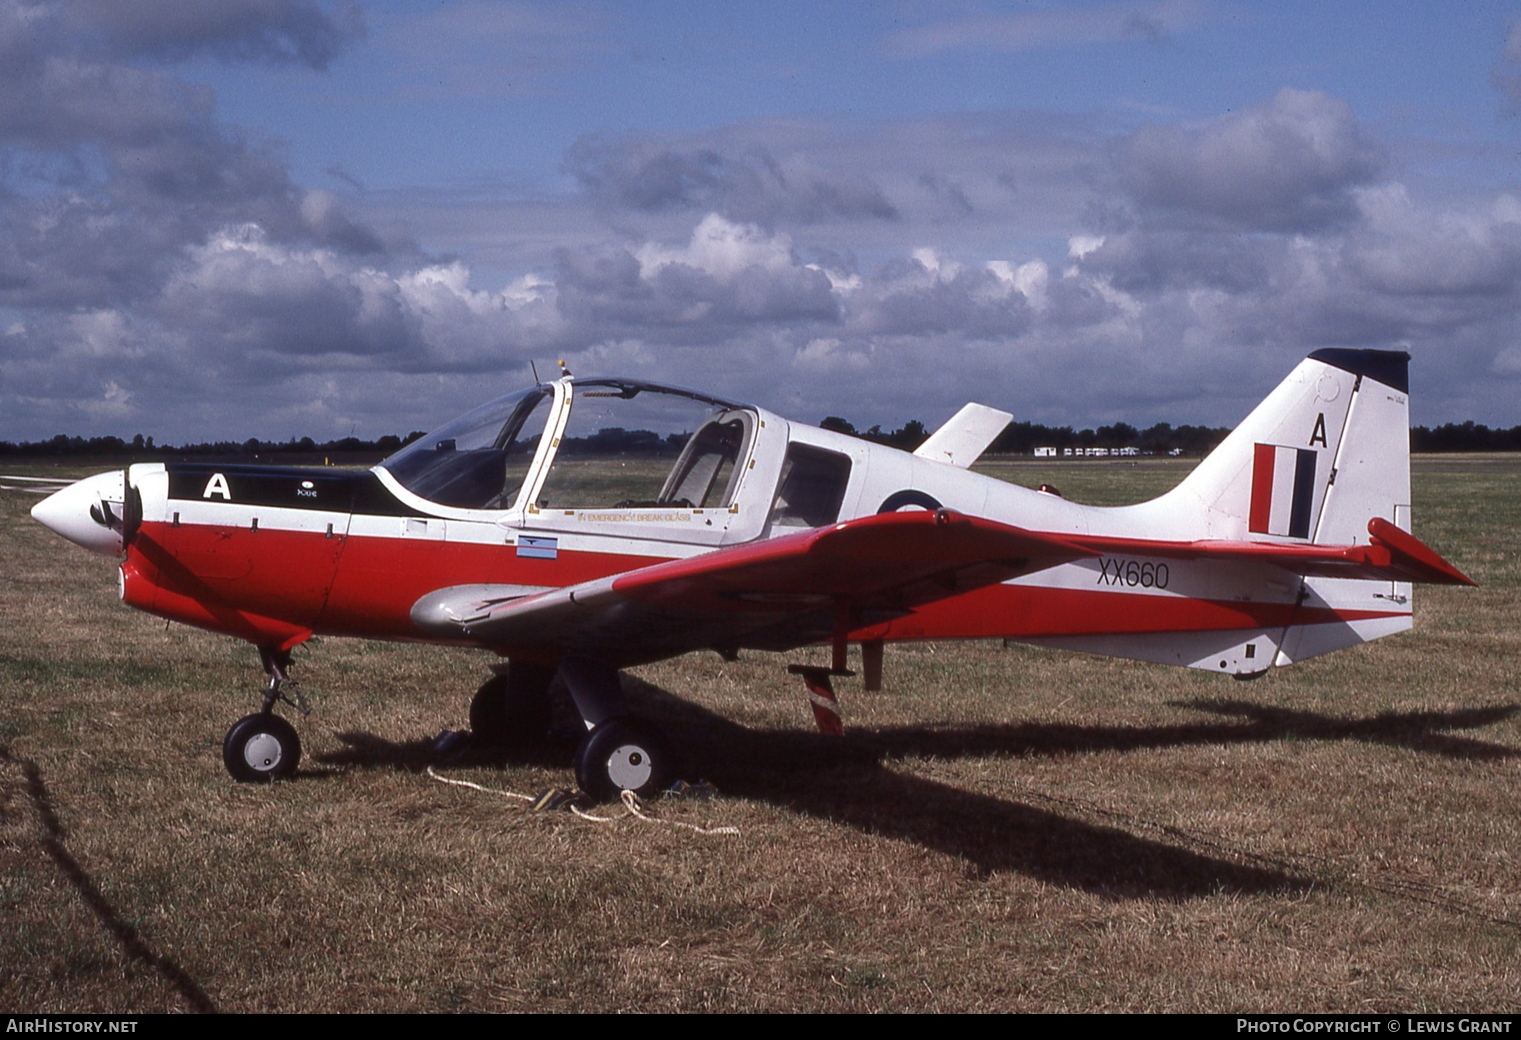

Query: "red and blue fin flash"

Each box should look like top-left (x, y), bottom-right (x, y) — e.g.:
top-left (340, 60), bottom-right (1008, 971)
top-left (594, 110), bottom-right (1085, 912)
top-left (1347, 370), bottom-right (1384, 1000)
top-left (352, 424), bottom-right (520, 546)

top-left (1249, 443), bottom-right (1317, 539)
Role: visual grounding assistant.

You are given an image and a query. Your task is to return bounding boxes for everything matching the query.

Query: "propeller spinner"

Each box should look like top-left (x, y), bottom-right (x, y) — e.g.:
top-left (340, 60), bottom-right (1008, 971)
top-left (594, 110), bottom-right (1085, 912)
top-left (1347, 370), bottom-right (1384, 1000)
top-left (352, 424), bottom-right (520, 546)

top-left (32, 470), bottom-right (139, 556)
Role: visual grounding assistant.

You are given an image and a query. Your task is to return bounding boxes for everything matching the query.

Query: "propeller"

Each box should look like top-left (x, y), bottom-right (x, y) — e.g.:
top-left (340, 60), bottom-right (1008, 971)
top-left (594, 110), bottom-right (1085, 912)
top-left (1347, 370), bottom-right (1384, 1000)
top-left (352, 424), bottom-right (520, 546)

top-left (120, 471), bottom-right (142, 547)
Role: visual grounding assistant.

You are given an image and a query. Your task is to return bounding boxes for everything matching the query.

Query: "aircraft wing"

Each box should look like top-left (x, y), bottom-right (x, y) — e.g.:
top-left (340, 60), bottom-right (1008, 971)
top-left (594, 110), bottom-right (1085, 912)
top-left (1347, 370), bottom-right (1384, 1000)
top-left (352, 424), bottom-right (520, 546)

top-left (411, 509), bottom-right (1097, 664)
top-left (1070, 517), bottom-right (1474, 586)
top-left (411, 511), bottom-right (1470, 666)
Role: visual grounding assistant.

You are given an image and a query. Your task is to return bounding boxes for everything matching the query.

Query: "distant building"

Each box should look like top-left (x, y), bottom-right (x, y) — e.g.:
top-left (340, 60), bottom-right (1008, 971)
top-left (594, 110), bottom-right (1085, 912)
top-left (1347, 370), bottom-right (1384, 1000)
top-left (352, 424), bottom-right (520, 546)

top-left (1047, 446), bottom-right (1136, 458)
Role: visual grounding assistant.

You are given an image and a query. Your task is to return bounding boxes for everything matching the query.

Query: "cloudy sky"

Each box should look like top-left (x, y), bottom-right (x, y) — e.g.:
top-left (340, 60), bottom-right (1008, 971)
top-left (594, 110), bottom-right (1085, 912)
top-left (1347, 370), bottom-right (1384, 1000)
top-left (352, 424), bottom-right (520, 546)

top-left (4, 0), bottom-right (1521, 443)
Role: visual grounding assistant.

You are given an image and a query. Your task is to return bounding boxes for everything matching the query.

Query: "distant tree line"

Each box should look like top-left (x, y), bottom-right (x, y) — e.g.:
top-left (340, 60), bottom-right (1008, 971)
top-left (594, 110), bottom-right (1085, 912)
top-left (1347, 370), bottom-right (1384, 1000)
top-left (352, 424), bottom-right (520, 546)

top-left (0, 432), bottom-right (426, 460)
top-left (3, 419), bottom-right (1518, 460)
top-left (822, 416), bottom-right (1232, 455)
top-left (825, 417), bottom-right (1521, 455)
top-left (554, 428), bottom-right (687, 456)
top-left (1410, 422), bottom-right (1521, 452)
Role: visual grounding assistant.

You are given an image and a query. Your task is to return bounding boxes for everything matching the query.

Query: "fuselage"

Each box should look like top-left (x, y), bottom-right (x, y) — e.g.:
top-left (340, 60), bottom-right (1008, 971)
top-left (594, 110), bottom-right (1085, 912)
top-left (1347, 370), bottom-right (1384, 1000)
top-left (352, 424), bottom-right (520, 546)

top-left (34, 367), bottom-right (1417, 678)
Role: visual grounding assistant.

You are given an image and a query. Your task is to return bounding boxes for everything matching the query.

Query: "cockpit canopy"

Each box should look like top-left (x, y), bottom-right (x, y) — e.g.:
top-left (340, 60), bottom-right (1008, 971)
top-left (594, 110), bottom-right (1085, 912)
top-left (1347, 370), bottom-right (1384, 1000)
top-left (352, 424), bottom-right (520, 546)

top-left (379, 379), bottom-right (755, 513)
top-left (382, 385), bottom-right (549, 509)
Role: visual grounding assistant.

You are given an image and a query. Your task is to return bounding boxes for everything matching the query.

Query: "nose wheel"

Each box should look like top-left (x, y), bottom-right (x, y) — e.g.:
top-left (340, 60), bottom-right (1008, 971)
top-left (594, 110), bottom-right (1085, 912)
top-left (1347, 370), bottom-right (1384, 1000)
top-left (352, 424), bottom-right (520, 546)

top-left (222, 645), bottom-right (307, 782)
top-left (223, 712), bottom-right (301, 782)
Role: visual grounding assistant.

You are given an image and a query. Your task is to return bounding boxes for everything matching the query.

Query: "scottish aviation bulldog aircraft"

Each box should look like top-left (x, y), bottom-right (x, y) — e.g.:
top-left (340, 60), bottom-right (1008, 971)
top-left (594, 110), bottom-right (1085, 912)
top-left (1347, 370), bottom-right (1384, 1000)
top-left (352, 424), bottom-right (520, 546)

top-left (31, 349), bottom-right (1472, 799)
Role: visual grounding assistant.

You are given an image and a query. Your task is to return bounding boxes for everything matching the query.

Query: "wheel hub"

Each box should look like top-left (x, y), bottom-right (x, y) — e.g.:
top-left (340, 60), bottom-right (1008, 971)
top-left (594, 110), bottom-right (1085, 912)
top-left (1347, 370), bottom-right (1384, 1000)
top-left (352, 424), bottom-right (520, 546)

top-left (605, 743), bottom-right (653, 790)
top-left (243, 732), bottom-right (284, 771)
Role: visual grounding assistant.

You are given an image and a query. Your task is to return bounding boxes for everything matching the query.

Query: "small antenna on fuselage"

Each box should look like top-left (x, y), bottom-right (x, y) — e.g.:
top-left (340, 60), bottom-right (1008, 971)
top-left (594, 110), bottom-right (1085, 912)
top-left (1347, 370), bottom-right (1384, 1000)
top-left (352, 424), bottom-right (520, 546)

top-left (530, 360), bottom-right (541, 387)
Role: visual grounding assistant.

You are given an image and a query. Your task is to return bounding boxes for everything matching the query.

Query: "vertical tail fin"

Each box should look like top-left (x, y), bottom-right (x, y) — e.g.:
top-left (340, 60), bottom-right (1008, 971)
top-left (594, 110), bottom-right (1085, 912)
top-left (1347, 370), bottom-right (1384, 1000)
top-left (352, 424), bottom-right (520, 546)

top-left (1155, 349), bottom-right (1411, 547)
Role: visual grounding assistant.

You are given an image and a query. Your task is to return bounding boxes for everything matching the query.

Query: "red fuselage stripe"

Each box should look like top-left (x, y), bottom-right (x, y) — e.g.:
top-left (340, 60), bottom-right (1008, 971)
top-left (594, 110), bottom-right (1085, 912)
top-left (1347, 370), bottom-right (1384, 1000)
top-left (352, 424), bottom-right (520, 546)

top-left (855, 582), bottom-right (1397, 641)
top-left (125, 520), bottom-right (1403, 649)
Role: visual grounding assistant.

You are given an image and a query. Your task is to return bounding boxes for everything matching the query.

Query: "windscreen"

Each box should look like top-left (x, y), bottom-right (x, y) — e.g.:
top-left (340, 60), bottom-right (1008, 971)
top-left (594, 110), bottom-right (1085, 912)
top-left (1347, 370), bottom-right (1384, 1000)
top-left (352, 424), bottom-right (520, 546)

top-left (380, 386), bottom-right (551, 509)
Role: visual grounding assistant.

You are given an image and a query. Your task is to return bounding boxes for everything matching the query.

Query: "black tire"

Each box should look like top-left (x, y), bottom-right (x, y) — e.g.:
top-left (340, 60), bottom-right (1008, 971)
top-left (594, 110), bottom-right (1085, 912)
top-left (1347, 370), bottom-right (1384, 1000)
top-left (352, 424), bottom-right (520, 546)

top-left (469, 662), bottom-right (555, 746)
top-left (223, 712), bottom-right (301, 782)
top-left (574, 719), bottom-right (674, 802)
top-left (877, 489), bottom-right (942, 514)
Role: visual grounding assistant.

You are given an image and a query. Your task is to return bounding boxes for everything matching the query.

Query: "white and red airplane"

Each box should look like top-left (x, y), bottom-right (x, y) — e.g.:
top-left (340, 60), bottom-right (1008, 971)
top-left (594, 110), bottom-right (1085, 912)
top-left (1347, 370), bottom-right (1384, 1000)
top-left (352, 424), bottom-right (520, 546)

top-left (31, 349), bottom-right (1472, 799)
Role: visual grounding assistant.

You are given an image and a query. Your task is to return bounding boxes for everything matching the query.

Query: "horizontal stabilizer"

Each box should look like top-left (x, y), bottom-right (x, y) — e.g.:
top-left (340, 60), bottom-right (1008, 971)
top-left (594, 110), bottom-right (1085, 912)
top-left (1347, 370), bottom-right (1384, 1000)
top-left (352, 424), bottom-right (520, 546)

top-left (1363, 516), bottom-right (1475, 586)
top-left (913, 403), bottom-right (1014, 468)
top-left (1070, 517), bottom-right (1473, 586)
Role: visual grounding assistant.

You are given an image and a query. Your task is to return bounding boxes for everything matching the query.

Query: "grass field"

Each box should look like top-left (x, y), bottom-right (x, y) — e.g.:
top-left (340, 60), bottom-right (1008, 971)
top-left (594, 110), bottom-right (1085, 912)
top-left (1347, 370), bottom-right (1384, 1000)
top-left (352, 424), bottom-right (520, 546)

top-left (1, 456), bottom-right (1517, 1012)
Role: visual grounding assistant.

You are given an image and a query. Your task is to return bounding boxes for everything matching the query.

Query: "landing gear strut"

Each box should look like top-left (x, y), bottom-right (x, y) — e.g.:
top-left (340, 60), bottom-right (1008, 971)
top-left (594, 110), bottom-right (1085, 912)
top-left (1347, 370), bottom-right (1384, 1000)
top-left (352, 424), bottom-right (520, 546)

top-left (463, 657), bottom-right (679, 800)
top-left (221, 647), bottom-right (307, 783)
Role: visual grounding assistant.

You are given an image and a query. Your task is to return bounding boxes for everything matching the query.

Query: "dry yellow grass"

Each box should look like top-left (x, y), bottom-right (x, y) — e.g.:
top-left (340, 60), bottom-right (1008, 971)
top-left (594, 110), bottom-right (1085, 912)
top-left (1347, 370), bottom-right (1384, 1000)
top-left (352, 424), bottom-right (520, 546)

top-left (0, 456), bottom-right (1517, 1012)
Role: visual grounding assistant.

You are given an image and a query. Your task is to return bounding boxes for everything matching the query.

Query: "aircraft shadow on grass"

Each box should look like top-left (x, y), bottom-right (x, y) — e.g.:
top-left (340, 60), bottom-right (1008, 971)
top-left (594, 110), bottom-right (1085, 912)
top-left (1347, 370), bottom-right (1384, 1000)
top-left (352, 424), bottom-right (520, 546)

top-left (313, 680), bottom-right (1517, 901)
top-left (0, 746), bottom-right (219, 1013)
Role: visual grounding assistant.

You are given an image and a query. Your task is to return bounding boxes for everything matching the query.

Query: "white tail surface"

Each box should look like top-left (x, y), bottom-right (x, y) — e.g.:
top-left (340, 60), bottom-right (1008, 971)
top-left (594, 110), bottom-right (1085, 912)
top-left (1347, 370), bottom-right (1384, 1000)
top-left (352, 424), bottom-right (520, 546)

top-left (1135, 349), bottom-right (1411, 546)
top-left (1054, 349), bottom-right (1417, 673)
top-left (913, 402), bottom-right (1014, 469)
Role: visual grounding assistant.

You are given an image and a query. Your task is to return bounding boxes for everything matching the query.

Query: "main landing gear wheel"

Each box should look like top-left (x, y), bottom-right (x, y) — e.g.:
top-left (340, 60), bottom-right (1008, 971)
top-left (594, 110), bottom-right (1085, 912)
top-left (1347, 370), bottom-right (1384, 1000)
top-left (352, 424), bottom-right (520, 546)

top-left (470, 662), bottom-right (555, 747)
top-left (223, 712), bottom-right (301, 782)
top-left (574, 719), bottom-right (674, 802)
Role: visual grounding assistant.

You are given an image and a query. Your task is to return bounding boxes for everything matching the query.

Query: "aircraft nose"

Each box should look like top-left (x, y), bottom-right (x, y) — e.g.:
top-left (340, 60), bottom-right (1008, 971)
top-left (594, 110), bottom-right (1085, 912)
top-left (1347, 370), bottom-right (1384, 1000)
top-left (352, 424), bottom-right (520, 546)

top-left (31, 470), bottom-right (128, 556)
